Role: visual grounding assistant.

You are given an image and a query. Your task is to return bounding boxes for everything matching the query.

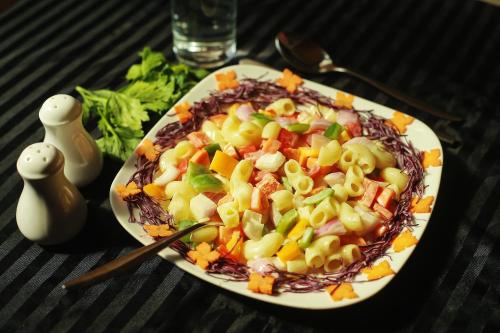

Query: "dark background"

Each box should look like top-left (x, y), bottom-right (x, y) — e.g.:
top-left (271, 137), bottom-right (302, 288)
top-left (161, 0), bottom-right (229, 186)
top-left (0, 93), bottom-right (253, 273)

top-left (0, 0), bottom-right (499, 332)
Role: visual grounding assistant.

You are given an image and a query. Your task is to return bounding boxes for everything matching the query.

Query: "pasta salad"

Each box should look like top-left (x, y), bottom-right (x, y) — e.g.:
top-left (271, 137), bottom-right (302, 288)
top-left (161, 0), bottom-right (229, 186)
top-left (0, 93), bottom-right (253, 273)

top-left (117, 69), bottom-right (425, 297)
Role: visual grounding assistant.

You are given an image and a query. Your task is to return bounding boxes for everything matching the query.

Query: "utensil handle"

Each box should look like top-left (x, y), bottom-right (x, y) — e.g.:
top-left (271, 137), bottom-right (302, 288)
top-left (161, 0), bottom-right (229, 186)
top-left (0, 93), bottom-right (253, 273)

top-left (336, 67), bottom-right (462, 122)
top-left (62, 222), bottom-right (210, 289)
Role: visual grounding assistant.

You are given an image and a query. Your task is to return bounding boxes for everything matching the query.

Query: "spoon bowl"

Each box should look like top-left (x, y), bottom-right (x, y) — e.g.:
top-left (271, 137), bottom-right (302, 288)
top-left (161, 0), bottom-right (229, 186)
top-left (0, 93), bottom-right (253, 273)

top-left (275, 31), bottom-right (463, 123)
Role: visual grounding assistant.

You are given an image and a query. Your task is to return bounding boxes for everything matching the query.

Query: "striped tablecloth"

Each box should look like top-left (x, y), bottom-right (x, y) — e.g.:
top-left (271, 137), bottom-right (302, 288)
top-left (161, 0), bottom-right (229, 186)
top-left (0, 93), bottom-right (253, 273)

top-left (1, 0), bottom-right (499, 331)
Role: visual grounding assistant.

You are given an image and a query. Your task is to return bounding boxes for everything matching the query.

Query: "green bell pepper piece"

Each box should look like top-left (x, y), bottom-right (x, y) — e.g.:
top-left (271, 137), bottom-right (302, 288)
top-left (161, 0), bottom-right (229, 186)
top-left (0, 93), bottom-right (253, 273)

top-left (302, 188), bottom-right (334, 205)
top-left (178, 220), bottom-right (196, 243)
top-left (251, 112), bottom-right (273, 126)
top-left (282, 177), bottom-right (293, 192)
top-left (324, 123), bottom-right (343, 140)
top-left (186, 161), bottom-right (208, 181)
top-left (298, 227), bottom-right (314, 249)
top-left (287, 123), bottom-right (310, 134)
top-left (204, 143), bottom-right (221, 158)
top-left (276, 209), bottom-right (299, 235)
top-left (190, 174), bottom-right (224, 193)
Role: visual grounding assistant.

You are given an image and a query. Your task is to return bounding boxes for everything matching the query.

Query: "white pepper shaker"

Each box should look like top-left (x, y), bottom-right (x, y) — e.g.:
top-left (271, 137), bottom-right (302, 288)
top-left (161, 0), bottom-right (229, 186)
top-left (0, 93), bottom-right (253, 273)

top-left (16, 143), bottom-right (87, 245)
top-left (39, 94), bottom-right (103, 187)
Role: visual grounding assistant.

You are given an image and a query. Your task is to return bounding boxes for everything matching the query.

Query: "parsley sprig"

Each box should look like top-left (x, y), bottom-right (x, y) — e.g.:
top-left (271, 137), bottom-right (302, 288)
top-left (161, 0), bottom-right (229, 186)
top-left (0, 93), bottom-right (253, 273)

top-left (77, 47), bottom-right (208, 160)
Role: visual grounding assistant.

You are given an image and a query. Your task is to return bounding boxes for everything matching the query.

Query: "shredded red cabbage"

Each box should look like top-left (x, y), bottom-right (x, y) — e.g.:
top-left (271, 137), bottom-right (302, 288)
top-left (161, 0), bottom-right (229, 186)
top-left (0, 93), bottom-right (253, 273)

top-left (123, 78), bottom-right (425, 293)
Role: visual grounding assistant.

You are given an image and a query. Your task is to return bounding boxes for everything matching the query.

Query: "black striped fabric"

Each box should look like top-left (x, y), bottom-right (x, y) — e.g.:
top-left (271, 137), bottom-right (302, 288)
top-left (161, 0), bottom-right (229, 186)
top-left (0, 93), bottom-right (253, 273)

top-left (1, 0), bottom-right (499, 331)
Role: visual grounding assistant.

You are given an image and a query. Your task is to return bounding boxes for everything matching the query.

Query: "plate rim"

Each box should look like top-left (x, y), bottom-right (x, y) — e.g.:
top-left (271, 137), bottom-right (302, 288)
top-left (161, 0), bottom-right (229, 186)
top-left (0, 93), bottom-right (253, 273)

top-left (109, 64), bottom-right (443, 310)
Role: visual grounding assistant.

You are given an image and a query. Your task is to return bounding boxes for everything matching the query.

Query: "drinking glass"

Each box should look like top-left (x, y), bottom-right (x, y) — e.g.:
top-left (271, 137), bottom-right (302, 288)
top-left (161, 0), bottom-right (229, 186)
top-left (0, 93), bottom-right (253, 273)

top-left (171, 0), bottom-right (237, 68)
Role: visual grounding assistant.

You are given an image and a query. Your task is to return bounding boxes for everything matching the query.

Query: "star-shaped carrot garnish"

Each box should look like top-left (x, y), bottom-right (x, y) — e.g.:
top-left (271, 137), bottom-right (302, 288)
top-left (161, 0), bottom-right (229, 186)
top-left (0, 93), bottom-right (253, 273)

top-left (174, 102), bottom-right (193, 124)
top-left (411, 196), bottom-right (434, 213)
top-left (392, 230), bottom-right (418, 252)
top-left (388, 111), bottom-right (414, 134)
top-left (187, 242), bottom-right (221, 269)
top-left (248, 272), bottom-right (276, 295)
top-left (215, 70), bottom-right (239, 91)
top-left (362, 260), bottom-right (395, 280)
top-left (116, 181), bottom-right (141, 199)
top-left (422, 149), bottom-right (442, 169)
top-left (276, 68), bottom-right (303, 93)
top-left (136, 139), bottom-right (160, 161)
top-left (143, 224), bottom-right (173, 237)
top-left (334, 91), bottom-right (354, 109)
top-left (325, 283), bottom-right (358, 301)
top-left (143, 183), bottom-right (166, 202)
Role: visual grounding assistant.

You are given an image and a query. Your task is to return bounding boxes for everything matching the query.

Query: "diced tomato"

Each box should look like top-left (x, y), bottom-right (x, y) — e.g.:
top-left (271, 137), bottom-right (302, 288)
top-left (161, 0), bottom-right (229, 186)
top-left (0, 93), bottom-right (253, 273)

top-left (252, 170), bottom-right (278, 183)
top-left (376, 187), bottom-right (395, 208)
top-left (282, 148), bottom-right (299, 161)
top-left (244, 150), bottom-right (265, 162)
top-left (177, 159), bottom-right (188, 174)
top-left (278, 129), bottom-right (299, 149)
top-left (262, 139), bottom-right (281, 153)
top-left (250, 187), bottom-right (269, 212)
top-left (187, 131), bottom-right (211, 148)
top-left (309, 165), bottom-right (334, 180)
top-left (256, 173), bottom-right (282, 196)
top-left (345, 122), bottom-right (362, 137)
top-left (339, 234), bottom-right (367, 246)
top-left (359, 182), bottom-right (380, 208)
top-left (373, 203), bottom-right (393, 220)
top-left (203, 192), bottom-right (225, 203)
top-left (238, 144), bottom-right (258, 156)
top-left (190, 149), bottom-right (210, 166)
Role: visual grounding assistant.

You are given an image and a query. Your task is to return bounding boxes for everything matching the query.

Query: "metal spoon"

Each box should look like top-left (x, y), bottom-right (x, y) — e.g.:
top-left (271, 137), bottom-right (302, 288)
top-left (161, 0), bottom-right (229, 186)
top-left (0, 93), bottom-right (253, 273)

top-left (275, 32), bottom-right (463, 122)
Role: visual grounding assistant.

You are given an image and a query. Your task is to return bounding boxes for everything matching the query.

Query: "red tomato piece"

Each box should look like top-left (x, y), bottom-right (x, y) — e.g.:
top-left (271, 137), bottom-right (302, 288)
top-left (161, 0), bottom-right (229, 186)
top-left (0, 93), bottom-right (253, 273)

top-left (177, 159), bottom-right (188, 174)
top-left (345, 122), bottom-right (362, 137)
top-left (187, 131), bottom-right (211, 148)
top-left (373, 203), bottom-right (393, 220)
top-left (376, 187), bottom-right (396, 208)
top-left (359, 182), bottom-right (380, 208)
top-left (278, 129), bottom-right (299, 149)
top-left (238, 145), bottom-right (258, 156)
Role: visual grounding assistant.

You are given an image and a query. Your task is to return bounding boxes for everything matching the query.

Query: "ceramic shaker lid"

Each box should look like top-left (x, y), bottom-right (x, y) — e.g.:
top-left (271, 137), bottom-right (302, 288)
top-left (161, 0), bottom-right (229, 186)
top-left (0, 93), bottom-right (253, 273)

top-left (39, 94), bottom-right (81, 126)
top-left (17, 143), bottom-right (64, 179)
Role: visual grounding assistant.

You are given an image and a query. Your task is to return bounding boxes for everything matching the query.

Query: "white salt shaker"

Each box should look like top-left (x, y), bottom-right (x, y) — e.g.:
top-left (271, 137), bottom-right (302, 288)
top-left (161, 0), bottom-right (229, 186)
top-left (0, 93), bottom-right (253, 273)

top-left (16, 143), bottom-right (87, 245)
top-left (39, 94), bottom-right (103, 187)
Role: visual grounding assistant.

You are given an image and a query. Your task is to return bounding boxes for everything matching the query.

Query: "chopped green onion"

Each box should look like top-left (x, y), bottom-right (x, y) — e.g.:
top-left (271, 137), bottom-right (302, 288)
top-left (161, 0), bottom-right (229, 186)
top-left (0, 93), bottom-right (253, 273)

top-left (298, 227), bottom-right (314, 249)
top-left (251, 112), bottom-right (273, 126)
top-left (302, 188), bottom-right (334, 205)
top-left (178, 220), bottom-right (196, 243)
top-left (324, 123), bottom-right (343, 139)
top-left (276, 209), bottom-right (299, 234)
top-left (190, 174), bottom-right (224, 193)
top-left (204, 143), bottom-right (221, 158)
top-left (287, 123), bottom-right (310, 134)
top-left (282, 177), bottom-right (293, 192)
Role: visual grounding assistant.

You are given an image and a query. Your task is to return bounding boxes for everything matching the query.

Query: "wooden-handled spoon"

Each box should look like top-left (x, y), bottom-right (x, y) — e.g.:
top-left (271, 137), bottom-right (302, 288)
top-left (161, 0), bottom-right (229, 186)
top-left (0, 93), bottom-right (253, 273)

top-left (62, 222), bottom-right (220, 290)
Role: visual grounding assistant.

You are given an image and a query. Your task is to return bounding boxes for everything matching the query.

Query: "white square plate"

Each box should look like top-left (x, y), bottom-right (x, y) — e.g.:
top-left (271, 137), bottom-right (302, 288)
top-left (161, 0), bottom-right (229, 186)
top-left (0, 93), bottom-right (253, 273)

top-left (109, 64), bottom-right (443, 309)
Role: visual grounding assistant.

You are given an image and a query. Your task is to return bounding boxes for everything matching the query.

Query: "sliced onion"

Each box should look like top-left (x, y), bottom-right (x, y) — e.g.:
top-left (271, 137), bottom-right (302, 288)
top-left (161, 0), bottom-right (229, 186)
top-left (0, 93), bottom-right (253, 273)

top-left (248, 258), bottom-right (275, 274)
top-left (314, 219), bottom-right (347, 238)
top-left (354, 205), bottom-right (381, 235)
top-left (310, 119), bottom-right (332, 131)
top-left (324, 172), bottom-right (346, 186)
top-left (342, 137), bottom-right (373, 147)
top-left (336, 110), bottom-right (358, 126)
top-left (235, 104), bottom-right (255, 121)
top-left (276, 117), bottom-right (297, 127)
